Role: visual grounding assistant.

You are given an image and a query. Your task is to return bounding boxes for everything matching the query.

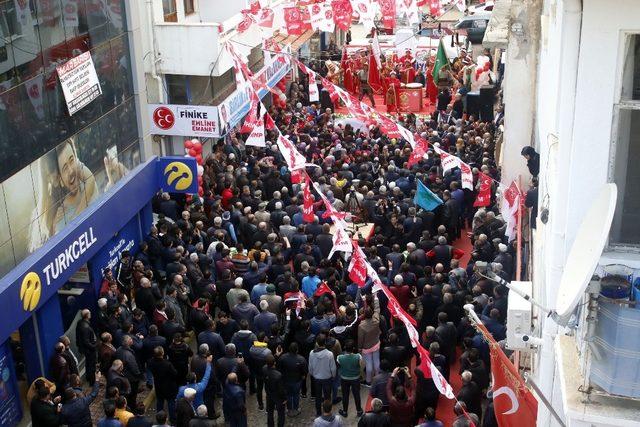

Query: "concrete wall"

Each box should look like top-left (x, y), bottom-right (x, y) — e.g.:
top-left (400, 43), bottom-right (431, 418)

top-left (500, 0), bottom-right (542, 186)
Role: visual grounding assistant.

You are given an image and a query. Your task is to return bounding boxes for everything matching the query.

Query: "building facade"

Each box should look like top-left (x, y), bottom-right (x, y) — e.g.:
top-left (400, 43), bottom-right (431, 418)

top-left (0, 0), bottom-right (153, 423)
top-left (489, 0), bottom-right (640, 425)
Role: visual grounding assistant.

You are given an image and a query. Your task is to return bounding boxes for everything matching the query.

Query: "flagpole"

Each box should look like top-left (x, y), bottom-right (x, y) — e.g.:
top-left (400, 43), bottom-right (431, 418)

top-left (524, 373), bottom-right (567, 427)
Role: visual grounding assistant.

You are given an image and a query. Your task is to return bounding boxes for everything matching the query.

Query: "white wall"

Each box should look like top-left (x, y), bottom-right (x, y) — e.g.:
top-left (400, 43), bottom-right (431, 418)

top-left (155, 23), bottom-right (221, 76)
top-left (199, 1), bottom-right (246, 23)
top-left (531, 0), bottom-right (640, 425)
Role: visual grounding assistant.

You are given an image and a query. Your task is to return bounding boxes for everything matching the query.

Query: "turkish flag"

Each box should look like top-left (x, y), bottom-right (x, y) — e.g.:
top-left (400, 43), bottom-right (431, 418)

top-left (482, 322), bottom-right (538, 427)
top-left (348, 244), bottom-right (368, 287)
top-left (303, 179), bottom-right (315, 223)
top-left (473, 172), bottom-right (492, 207)
top-left (314, 281), bottom-right (335, 298)
top-left (264, 112), bottom-right (276, 130)
top-left (331, 0), bottom-right (353, 31)
top-left (408, 134), bottom-right (428, 167)
top-left (291, 168), bottom-right (302, 184)
top-left (368, 50), bottom-right (383, 94)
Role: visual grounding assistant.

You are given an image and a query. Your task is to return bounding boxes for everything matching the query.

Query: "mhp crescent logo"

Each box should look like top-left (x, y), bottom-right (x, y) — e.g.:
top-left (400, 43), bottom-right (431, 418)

top-left (157, 157), bottom-right (198, 194)
top-left (20, 272), bottom-right (41, 311)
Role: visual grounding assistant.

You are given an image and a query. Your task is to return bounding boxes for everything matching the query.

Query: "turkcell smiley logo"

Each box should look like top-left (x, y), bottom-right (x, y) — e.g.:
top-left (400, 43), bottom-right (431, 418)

top-left (20, 272), bottom-right (41, 311)
top-left (164, 161), bottom-right (193, 191)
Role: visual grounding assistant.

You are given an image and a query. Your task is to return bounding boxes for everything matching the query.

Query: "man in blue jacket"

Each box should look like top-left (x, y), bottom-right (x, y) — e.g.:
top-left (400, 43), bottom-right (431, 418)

top-left (60, 372), bottom-right (101, 427)
top-left (176, 355), bottom-right (212, 408)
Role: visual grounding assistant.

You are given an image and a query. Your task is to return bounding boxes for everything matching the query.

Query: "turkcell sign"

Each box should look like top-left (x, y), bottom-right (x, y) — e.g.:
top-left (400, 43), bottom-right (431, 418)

top-left (42, 228), bottom-right (97, 286)
top-left (219, 56), bottom-right (291, 130)
top-left (0, 158), bottom-right (158, 344)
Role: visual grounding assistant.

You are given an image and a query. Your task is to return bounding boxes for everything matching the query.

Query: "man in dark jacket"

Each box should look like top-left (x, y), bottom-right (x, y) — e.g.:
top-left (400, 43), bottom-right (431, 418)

top-left (75, 309), bottom-right (97, 384)
top-left (115, 335), bottom-right (143, 408)
top-left (456, 371), bottom-right (482, 419)
top-left (106, 359), bottom-right (131, 397)
top-left (30, 386), bottom-right (61, 427)
top-left (176, 388), bottom-right (197, 427)
top-left (358, 398), bottom-right (391, 427)
top-left (60, 374), bottom-right (101, 427)
top-left (215, 344), bottom-right (250, 388)
top-left (223, 373), bottom-right (247, 427)
top-left (263, 354), bottom-right (286, 427)
top-left (50, 342), bottom-right (70, 395)
top-left (148, 346), bottom-right (178, 422)
top-left (197, 320), bottom-right (225, 361)
top-left (277, 342), bottom-right (307, 415)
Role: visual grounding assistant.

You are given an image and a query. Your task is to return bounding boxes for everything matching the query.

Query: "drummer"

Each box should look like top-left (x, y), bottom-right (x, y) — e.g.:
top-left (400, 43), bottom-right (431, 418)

top-left (400, 59), bottom-right (416, 85)
top-left (397, 48), bottom-right (414, 65)
top-left (414, 69), bottom-right (426, 86)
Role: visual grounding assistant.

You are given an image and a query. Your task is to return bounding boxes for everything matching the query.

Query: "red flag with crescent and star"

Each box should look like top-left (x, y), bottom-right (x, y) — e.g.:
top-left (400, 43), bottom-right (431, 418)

top-left (477, 322), bottom-right (538, 427)
top-left (473, 172), bottom-right (492, 207)
top-left (348, 242), bottom-right (369, 287)
top-left (303, 177), bottom-right (315, 223)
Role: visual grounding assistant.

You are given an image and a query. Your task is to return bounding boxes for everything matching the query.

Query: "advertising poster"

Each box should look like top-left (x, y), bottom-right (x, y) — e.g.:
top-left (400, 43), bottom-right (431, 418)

top-left (0, 129), bottom-right (134, 278)
top-left (56, 52), bottom-right (102, 116)
top-left (149, 104), bottom-right (220, 138)
top-left (0, 342), bottom-right (21, 426)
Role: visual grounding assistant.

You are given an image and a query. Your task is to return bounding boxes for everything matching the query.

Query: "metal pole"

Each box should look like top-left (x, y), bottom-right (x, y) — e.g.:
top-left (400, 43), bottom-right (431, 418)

top-left (524, 373), bottom-right (567, 427)
top-left (516, 175), bottom-right (523, 281)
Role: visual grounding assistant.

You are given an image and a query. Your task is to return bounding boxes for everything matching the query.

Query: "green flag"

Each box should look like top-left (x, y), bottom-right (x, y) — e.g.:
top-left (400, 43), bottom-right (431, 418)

top-left (432, 38), bottom-right (448, 85)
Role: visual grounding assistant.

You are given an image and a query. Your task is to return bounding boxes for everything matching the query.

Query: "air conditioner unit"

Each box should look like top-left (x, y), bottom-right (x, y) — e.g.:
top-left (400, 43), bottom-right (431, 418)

top-left (506, 281), bottom-right (533, 350)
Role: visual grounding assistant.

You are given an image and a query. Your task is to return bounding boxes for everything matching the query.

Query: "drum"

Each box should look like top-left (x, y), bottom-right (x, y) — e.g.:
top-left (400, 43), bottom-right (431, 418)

top-left (400, 83), bottom-right (407, 88)
top-left (406, 83), bottom-right (423, 88)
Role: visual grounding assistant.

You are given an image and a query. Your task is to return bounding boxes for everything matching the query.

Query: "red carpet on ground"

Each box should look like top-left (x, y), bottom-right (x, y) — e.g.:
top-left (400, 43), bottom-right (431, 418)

top-left (334, 92), bottom-right (436, 116)
top-left (363, 233), bottom-right (474, 425)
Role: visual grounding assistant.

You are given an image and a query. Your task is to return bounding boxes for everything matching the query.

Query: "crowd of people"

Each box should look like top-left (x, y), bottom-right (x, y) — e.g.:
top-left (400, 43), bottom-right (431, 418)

top-left (28, 41), bottom-right (534, 427)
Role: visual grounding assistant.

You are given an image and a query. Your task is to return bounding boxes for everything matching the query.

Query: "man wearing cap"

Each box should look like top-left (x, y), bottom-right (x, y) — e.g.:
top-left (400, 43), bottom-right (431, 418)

top-left (260, 284), bottom-right (282, 317)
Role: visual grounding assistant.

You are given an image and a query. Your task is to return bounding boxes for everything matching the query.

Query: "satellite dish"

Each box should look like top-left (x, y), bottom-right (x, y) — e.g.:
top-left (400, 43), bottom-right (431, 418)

top-left (555, 184), bottom-right (617, 317)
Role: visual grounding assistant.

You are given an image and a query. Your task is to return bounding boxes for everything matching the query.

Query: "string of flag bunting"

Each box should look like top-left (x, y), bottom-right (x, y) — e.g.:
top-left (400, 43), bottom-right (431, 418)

top-left (226, 41), bottom-right (488, 425)
top-left (227, 38), bottom-right (523, 244)
top-left (234, 0), bottom-right (466, 38)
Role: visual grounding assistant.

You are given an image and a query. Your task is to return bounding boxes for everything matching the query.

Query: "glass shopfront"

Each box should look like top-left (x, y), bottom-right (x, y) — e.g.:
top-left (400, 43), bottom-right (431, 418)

top-left (0, 0), bottom-right (141, 279)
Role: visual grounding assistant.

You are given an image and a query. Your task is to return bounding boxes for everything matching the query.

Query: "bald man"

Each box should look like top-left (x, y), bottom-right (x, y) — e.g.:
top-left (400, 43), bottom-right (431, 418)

top-left (76, 309), bottom-right (97, 384)
top-left (223, 373), bottom-right (247, 427)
